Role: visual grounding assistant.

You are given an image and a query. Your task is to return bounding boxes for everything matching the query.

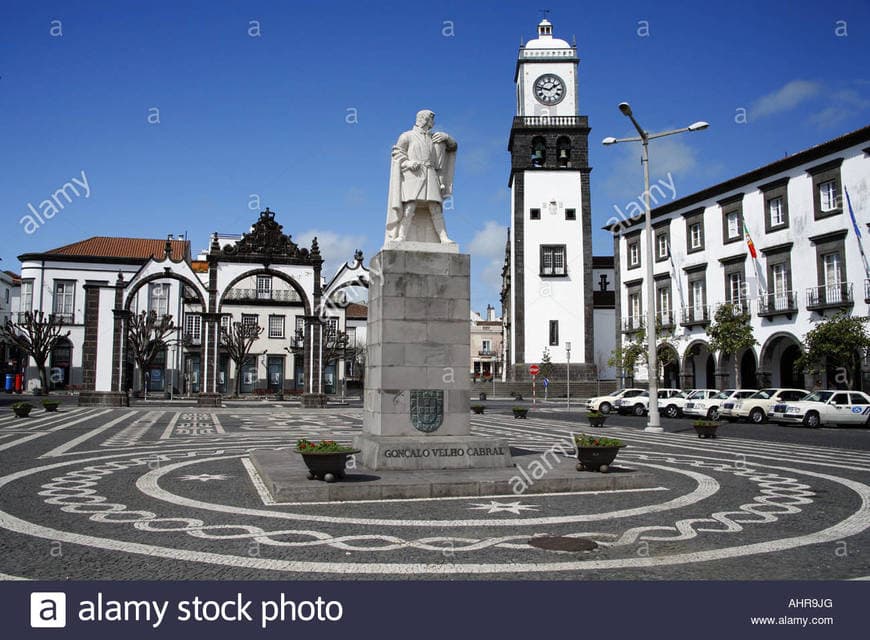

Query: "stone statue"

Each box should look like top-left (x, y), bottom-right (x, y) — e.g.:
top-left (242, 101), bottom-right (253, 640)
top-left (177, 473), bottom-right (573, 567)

top-left (386, 109), bottom-right (457, 244)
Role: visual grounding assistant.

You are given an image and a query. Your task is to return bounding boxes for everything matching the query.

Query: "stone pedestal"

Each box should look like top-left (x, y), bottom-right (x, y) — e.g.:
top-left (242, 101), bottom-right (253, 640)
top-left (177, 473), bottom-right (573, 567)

top-left (301, 393), bottom-right (328, 408)
top-left (355, 248), bottom-right (513, 470)
top-left (78, 391), bottom-right (129, 407)
top-left (196, 392), bottom-right (222, 407)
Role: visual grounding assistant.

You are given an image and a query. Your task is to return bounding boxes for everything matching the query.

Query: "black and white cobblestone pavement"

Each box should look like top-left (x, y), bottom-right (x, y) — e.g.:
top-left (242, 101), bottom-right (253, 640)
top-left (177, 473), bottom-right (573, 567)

top-left (0, 400), bottom-right (868, 580)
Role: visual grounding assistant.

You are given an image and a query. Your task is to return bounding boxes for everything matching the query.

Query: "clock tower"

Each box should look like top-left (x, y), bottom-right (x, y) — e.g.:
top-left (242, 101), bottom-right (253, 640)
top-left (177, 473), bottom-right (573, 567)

top-left (505, 18), bottom-right (596, 381)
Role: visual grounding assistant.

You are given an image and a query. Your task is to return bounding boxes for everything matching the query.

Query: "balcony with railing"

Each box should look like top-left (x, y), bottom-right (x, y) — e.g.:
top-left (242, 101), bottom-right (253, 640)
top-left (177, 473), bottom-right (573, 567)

top-left (621, 316), bottom-right (644, 333)
top-left (806, 282), bottom-right (853, 311)
top-left (512, 115), bottom-right (588, 129)
top-left (657, 310), bottom-right (675, 330)
top-left (757, 291), bottom-right (798, 319)
top-left (680, 305), bottom-right (711, 328)
top-left (222, 288), bottom-right (302, 305)
top-left (477, 349), bottom-right (497, 357)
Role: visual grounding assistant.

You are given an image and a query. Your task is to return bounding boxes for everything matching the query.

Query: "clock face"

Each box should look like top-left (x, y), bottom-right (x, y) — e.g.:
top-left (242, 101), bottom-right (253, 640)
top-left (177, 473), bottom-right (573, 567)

top-left (533, 74), bottom-right (566, 105)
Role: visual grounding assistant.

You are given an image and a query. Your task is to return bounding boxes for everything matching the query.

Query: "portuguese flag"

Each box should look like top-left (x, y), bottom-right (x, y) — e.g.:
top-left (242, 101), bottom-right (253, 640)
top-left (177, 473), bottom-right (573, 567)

top-left (743, 221), bottom-right (757, 259)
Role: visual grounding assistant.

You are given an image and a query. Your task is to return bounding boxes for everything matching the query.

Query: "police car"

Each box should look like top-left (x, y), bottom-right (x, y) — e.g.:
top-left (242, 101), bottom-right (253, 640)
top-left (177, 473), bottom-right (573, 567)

top-left (683, 389), bottom-right (758, 421)
top-left (768, 390), bottom-right (870, 427)
top-left (614, 388), bottom-right (682, 416)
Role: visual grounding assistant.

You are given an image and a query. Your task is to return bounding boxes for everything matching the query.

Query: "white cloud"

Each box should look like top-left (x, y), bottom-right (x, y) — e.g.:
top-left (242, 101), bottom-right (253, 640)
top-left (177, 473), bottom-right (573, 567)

top-left (808, 89), bottom-right (870, 128)
top-left (296, 229), bottom-right (367, 277)
top-left (469, 220), bottom-right (508, 301)
top-left (750, 80), bottom-right (821, 120)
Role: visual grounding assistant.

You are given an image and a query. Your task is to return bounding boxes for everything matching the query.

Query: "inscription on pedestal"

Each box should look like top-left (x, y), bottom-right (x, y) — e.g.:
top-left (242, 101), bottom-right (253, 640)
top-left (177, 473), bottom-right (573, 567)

top-left (410, 390), bottom-right (443, 433)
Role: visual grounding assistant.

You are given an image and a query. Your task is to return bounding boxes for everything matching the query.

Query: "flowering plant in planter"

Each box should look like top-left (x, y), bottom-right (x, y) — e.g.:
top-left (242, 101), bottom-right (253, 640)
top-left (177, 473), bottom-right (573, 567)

top-left (471, 404), bottom-right (485, 414)
top-left (512, 406), bottom-right (529, 418)
top-left (11, 402), bottom-right (34, 417)
top-left (586, 410), bottom-right (608, 427)
top-left (574, 434), bottom-right (623, 448)
top-left (42, 399), bottom-right (61, 412)
top-left (692, 420), bottom-right (720, 439)
top-left (574, 433), bottom-right (625, 473)
top-left (295, 438), bottom-right (356, 453)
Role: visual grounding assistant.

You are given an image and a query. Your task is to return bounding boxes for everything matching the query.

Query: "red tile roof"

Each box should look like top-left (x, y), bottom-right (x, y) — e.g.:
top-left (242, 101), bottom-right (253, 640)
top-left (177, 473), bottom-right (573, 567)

top-left (345, 303), bottom-right (368, 319)
top-left (30, 236), bottom-right (190, 261)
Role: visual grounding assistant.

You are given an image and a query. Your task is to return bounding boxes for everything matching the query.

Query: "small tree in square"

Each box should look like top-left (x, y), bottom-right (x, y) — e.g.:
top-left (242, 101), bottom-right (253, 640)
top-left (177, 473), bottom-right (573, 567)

top-left (796, 312), bottom-right (870, 389)
top-left (539, 347), bottom-right (555, 381)
top-left (707, 303), bottom-right (757, 387)
top-left (0, 311), bottom-right (70, 393)
top-left (609, 321), bottom-right (676, 385)
top-left (126, 310), bottom-right (176, 394)
top-left (221, 320), bottom-right (264, 397)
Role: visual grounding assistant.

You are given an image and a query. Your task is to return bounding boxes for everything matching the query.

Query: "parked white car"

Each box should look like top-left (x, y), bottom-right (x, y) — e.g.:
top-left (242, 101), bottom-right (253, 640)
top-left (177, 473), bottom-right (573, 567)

top-left (768, 390), bottom-right (870, 427)
top-left (658, 389), bottom-right (718, 419)
top-left (615, 388), bottom-right (682, 416)
top-left (727, 388), bottom-right (809, 424)
top-left (683, 389), bottom-right (758, 420)
top-left (585, 388), bottom-right (645, 414)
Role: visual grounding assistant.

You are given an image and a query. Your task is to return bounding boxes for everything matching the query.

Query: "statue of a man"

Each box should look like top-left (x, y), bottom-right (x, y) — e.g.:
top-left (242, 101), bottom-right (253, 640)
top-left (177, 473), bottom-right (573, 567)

top-left (386, 109), bottom-right (458, 244)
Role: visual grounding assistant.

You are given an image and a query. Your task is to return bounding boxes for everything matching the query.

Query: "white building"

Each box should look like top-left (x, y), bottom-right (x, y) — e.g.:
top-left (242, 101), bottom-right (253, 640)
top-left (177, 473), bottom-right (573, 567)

top-left (502, 19), bottom-right (610, 383)
top-left (0, 269), bottom-right (21, 381)
top-left (16, 208), bottom-right (368, 405)
top-left (609, 125), bottom-right (870, 392)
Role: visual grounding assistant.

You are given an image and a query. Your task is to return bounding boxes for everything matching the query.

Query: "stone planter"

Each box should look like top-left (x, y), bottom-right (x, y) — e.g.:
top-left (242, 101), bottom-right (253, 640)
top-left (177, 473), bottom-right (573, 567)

top-left (296, 449), bottom-right (360, 483)
top-left (513, 407), bottom-right (528, 419)
top-left (42, 401), bottom-right (60, 413)
top-left (576, 445), bottom-right (625, 473)
top-left (587, 414), bottom-right (607, 427)
top-left (693, 421), bottom-right (719, 439)
top-left (12, 403), bottom-right (33, 418)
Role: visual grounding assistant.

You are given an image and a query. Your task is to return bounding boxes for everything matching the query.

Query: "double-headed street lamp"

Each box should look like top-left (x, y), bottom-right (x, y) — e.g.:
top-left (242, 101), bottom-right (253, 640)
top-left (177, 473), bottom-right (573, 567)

top-left (603, 102), bottom-right (708, 432)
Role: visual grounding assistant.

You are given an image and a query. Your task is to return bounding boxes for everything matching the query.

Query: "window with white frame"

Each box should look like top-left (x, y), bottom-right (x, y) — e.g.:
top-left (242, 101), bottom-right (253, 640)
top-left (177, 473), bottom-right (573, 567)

top-left (20, 281), bottom-right (33, 314)
top-left (726, 211), bottom-right (740, 240)
top-left (771, 263), bottom-right (788, 309)
top-left (822, 252), bottom-right (843, 303)
top-left (627, 241), bottom-right (640, 267)
top-left (690, 280), bottom-right (705, 314)
top-left (656, 286), bottom-right (671, 324)
top-left (768, 196), bottom-right (784, 227)
top-left (548, 319), bottom-right (559, 346)
top-left (220, 315), bottom-right (230, 332)
top-left (819, 180), bottom-right (838, 212)
top-left (184, 314), bottom-right (202, 343)
top-left (241, 313), bottom-right (259, 329)
top-left (325, 317), bottom-right (339, 341)
top-left (53, 281), bottom-right (75, 320)
top-left (656, 233), bottom-right (669, 260)
top-left (728, 273), bottom-right (744, 310)
top-left (689, 222), bottom-right (703, 250)
top-left (149, 283), bottom-right (169, 316)
top-left (481, 339), bottom-right (492, 354)
top-left (268, 315), bottom-right (285, 339)
top-left (256, 276), bottom-right (272, 300)
top-left (628, 292), bottom-right (641, 324)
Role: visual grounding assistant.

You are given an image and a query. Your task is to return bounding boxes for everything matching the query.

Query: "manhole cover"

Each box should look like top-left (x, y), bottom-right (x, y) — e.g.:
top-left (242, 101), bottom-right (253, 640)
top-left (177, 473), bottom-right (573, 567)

top-left (528, 536), bottom-right (598, 552)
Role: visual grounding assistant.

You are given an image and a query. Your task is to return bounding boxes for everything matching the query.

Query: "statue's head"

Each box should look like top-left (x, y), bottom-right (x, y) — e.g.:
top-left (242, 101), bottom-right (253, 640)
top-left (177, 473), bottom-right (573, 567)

top-left (415, 109), bottom-right (435, 129)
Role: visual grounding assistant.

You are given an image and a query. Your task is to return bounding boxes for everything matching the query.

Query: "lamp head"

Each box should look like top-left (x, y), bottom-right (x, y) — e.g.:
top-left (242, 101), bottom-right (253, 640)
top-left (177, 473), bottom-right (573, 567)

top-left (618, 102), bottom-right (633, 117)
top-left (688, 121), bottom-right (709, 131)
top-left (602, 137), bottom-right (617, 145)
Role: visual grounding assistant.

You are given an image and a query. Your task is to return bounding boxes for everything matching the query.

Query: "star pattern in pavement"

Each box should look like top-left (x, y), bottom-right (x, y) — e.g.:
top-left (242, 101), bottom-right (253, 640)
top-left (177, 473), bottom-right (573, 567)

top-left (467, 500), bottom-right (540, 515)
top-left (178, 474), bottom-right (233, 482)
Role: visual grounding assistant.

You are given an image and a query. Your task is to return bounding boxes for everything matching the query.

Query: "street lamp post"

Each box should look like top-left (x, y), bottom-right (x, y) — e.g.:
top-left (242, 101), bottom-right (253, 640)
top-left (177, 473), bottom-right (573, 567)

top-left (565, 341), bottom-right (571, 410)
top-left (603, 103), bottom-right (708, 432)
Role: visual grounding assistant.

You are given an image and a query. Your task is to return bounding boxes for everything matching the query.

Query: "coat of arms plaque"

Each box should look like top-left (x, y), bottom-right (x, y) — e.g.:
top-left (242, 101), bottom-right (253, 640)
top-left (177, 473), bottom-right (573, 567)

top-left (410, 390), bottom-right (444, 432)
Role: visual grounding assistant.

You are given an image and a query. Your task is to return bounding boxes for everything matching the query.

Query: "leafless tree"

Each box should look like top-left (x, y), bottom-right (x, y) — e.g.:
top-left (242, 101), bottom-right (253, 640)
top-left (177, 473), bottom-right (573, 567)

top-left (0, 311), bottom-right (71, 393)
top-left (221, 321), bottom-right (264, 397)
top-left (126, 310), bottom-right (176, 394)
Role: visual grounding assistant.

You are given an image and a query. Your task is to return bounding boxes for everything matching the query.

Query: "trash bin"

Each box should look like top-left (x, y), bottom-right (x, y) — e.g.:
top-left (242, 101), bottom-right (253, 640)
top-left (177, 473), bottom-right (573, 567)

top-left (14, 373), bottom-right (23, 393)
top-left (4, 373), bottom-right (13, 393)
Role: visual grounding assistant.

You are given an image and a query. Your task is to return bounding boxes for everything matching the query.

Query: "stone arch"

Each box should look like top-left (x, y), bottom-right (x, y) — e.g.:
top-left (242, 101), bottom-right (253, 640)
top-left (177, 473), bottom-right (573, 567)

top-left (759, 331), bottom-right (804, 388)
top-left (658, 343), bottom-right (680, 388)
top-left (218, 268), bottom-right (312, 316)
top-left (123, 272), bottom-right (206, 312)
top-left (681, 340), bottom-right (713, 389)
top-left (715, 346), bottom-right (759, 388)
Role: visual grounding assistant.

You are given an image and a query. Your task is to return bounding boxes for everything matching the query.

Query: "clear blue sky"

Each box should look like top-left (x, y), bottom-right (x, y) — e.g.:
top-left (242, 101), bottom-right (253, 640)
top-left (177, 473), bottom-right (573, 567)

top-left (2, 0), bottom-right (869, 312)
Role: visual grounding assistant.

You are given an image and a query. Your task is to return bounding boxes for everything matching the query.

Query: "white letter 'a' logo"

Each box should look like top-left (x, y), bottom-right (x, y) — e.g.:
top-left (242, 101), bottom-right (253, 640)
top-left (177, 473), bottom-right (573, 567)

top-left (30, 592), bottom-right (67, 628)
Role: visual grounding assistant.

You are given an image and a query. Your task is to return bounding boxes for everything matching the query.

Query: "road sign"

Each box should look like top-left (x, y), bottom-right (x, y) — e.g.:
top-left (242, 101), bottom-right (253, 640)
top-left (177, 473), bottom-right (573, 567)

top-left (528, 364), bottom-right (540, 376)
top-left (543, 377), bottom-right (549, 387)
